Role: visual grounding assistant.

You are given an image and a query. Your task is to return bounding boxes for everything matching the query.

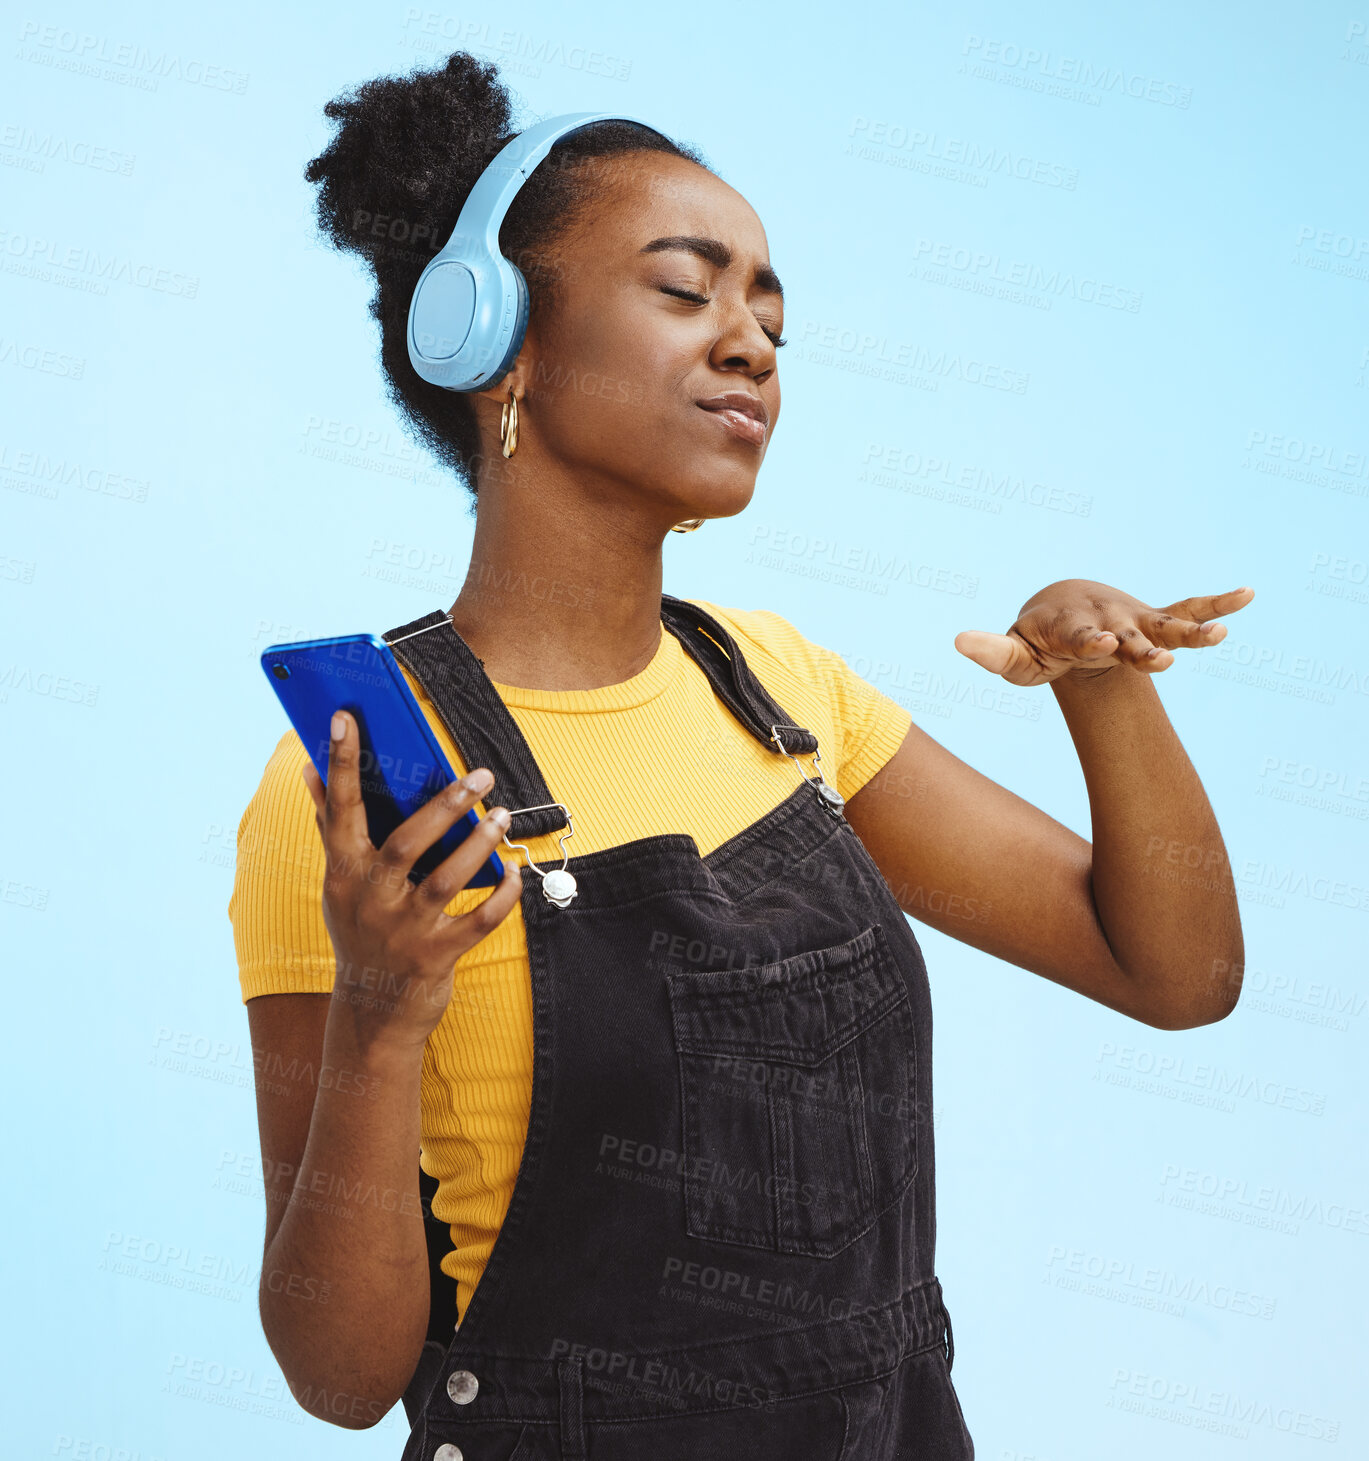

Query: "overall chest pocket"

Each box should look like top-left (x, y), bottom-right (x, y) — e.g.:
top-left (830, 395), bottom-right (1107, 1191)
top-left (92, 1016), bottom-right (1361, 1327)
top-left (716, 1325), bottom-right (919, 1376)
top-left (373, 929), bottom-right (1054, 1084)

top-left (665, 922), bottom-right (918, 1259)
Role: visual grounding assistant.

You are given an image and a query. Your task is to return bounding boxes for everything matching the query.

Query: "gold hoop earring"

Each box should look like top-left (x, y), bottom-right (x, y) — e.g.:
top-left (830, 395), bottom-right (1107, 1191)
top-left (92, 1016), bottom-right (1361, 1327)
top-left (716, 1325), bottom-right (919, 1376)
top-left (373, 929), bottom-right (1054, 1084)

top-left (500, 388), bottom-right (520, 458)
top-left (670, 517), bottom-right (705, 533)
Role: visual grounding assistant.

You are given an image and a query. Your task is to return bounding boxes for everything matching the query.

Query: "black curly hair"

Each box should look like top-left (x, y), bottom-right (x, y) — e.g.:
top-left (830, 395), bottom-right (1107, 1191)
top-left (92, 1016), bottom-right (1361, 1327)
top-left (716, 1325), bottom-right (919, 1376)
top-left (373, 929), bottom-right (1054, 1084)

top-left (304, 52), bottom-right (711, 505)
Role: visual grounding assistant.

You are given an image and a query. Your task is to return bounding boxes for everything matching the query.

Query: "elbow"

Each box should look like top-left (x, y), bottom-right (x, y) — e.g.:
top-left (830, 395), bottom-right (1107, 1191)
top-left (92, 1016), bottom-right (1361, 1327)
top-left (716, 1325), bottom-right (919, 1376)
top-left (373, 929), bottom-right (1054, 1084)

top-left (1144, 1000), bottom-right (1238, 1031)
top-left (280, 1371), bottom-right (400, 1430)
top-left (260, 1308), bottom-right (404, 1431)
top-left (1124, 960), bottom-right (1243, 1031)
top-left (1138, 982), bottom-right (1242, 1031)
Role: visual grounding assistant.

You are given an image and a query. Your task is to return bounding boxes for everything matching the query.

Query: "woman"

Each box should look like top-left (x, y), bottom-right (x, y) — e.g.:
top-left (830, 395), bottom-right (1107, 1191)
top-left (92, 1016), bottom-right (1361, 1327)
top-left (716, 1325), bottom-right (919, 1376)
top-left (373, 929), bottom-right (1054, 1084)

top-left (230, 52), bottom-right (1249, 1459)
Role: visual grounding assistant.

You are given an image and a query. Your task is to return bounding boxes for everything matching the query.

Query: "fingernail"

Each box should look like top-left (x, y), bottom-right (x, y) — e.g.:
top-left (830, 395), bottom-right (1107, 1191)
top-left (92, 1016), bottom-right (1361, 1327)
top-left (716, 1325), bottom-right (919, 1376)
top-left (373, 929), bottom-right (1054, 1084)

top-left (462, 768), bottom-right (494, 794)
top-left (491, 807), bottom-right (511, 828)
top-left (330, 712), bottom-right (345, 740)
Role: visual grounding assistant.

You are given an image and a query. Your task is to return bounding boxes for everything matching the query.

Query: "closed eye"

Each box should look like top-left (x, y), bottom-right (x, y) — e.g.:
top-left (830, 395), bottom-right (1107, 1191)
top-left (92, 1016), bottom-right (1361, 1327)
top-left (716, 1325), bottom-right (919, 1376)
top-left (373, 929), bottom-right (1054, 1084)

top-left (659, 286), bottom-right (787, 348)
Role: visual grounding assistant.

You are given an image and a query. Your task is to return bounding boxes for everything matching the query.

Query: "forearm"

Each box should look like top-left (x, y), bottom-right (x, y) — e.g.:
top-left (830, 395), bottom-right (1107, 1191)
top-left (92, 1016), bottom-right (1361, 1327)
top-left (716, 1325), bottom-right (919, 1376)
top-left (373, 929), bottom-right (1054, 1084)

top-left (261, 1009), bottom-right (431, 1429)
top-left (1050, 668), bottom-right (1243, 1027)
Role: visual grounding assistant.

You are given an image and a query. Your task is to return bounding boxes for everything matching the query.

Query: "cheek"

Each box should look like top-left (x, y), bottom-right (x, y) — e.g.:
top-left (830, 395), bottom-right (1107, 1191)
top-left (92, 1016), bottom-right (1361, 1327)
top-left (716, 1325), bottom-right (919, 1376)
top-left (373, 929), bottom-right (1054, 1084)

top-left (530, 305), bottom-right (688, 434)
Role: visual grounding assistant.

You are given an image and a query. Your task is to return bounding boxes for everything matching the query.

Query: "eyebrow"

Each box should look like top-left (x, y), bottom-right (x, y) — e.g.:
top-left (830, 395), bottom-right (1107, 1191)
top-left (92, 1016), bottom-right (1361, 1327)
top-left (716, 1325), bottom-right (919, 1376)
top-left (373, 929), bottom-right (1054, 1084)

top-left (638, 234), bottom-right (784, 299)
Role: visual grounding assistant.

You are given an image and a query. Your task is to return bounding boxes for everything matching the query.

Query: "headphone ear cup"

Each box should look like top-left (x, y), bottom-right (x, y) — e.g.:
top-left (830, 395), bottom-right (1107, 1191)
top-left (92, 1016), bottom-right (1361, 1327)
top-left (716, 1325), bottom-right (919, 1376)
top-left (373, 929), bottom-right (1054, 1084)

top-left (408, 260), bottom-right (478, 369)
top-left (485, 260), bottom-right (530, 389)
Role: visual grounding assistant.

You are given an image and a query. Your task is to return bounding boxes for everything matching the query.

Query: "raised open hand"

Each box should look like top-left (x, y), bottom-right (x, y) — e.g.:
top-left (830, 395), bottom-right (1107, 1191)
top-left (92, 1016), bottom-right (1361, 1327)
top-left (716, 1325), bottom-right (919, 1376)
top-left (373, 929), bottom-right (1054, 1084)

top-left (954, 580), bottom-right (1255, 686)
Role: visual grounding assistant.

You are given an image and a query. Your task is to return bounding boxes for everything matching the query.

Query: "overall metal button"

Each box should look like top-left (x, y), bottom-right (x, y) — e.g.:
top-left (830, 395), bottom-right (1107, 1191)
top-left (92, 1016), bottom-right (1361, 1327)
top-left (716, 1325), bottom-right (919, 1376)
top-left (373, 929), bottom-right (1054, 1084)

top-left (541, 867), bottom-right (577, 907)
top-left (433, 1446), bottom-right (463, 1461)
top-left (446, 1369), bottom-right (479, 1404)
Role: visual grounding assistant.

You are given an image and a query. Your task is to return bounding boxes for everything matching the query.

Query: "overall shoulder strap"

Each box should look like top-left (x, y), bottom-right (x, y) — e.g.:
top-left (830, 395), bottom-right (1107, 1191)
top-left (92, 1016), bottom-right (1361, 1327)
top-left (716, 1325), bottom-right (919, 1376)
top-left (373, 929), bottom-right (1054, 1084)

top-left (381, 610), bottom-right (570, 838)
top-left (380, 598), bottom-right (823, 838)
top-left (660, 594), bottom-right (818, 756)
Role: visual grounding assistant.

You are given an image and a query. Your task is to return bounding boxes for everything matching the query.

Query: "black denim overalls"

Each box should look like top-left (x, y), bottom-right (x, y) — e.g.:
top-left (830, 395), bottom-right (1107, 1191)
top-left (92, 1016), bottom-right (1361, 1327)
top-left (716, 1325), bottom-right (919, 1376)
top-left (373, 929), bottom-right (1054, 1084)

top-left (381, 595), bottom-right (974, 1460)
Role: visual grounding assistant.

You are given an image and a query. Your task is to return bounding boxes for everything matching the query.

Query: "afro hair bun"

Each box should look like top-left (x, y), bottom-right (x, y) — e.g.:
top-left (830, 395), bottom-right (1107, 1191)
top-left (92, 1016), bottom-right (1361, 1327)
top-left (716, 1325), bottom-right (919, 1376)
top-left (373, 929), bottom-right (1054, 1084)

top-left (303, 51), bottom-right (706, 502)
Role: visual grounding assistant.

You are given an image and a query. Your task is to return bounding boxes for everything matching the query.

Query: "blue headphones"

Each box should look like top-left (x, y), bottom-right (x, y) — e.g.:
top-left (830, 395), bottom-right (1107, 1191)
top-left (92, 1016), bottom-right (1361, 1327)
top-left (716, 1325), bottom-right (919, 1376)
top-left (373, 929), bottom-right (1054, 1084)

top-left (406, 111), bottom-right (669, 392)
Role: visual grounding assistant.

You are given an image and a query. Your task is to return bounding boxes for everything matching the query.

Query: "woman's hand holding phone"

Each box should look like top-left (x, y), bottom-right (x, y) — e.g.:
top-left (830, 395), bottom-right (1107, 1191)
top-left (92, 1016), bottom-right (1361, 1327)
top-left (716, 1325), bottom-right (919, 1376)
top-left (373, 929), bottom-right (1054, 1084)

top-left (300, 708), bottom-right (523, 1052)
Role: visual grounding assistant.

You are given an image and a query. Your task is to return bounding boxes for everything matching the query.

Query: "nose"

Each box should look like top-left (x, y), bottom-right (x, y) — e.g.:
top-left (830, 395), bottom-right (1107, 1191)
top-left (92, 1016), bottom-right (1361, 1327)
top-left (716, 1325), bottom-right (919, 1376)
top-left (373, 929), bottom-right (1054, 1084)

top-left (710, 308), bottom-right (778, 381)
top-left (706, 287), bottom-right (778, 379)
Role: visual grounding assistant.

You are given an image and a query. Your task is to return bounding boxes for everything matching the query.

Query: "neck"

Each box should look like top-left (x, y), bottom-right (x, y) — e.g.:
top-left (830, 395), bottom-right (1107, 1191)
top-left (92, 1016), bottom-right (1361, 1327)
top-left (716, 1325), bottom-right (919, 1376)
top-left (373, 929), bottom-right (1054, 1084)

top-left (446, 473), bottom-right (673, 692)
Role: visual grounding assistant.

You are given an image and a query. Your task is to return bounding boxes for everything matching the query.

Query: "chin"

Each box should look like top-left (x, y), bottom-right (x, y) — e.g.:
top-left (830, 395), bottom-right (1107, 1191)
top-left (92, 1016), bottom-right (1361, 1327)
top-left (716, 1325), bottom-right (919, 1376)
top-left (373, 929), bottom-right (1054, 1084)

top-left (672, 471), bottom-right (758, 523)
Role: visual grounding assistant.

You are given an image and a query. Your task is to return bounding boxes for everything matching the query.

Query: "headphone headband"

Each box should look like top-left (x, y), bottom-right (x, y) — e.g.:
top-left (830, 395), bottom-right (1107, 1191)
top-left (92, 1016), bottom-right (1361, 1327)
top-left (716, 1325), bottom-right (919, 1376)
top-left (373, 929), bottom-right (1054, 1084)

top-left (406, 111), bottom-right (670, 392)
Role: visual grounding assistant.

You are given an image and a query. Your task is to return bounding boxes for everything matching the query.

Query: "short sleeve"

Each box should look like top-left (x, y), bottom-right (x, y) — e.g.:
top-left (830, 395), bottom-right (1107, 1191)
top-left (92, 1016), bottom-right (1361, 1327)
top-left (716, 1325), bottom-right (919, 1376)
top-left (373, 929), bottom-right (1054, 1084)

top-left (814, 643), bottom-right (914, 804)
top-left (227, 731), bottom-right (336, 1003)
top-left (699, 603), bottom-right (913, 805)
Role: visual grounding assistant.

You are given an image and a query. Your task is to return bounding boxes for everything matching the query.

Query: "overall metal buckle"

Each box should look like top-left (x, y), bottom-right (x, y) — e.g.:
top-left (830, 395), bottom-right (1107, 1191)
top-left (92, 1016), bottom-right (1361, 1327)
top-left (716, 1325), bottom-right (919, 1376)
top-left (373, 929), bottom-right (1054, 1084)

top-left (385, 619), bottom-right (580, 906)
top-left (770, 724), bottom-right (846, 820)
top-left (501, 802), bottom-right (578, 907)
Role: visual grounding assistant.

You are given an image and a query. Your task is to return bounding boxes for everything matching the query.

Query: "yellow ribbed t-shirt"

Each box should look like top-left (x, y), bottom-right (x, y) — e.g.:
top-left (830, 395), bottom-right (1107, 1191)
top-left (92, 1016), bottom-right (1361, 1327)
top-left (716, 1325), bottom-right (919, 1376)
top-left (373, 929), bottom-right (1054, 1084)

top-left (229, 600), bottom-right (912, 1324)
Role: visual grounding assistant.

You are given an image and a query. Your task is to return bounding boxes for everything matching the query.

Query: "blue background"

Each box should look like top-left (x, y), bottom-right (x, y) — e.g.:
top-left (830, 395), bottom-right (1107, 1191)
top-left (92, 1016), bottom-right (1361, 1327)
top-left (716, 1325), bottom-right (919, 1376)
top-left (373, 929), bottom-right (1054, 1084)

top-left (4, 2), bottom-right (1366, 1457)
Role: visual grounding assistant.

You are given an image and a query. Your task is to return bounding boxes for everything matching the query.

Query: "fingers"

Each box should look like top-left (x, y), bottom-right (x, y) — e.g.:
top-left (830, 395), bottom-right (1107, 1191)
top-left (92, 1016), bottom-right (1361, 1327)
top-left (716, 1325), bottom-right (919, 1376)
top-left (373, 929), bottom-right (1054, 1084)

top-left (1160, 586), bottom-right (1254, 626)
top-left (1014, 607), bottom-right (1126, 665)
top-left (321, 710), bottom-right (371, 860)
top-left (301, 759), bottom-right (324, 820)
top-left (435, 858), bottom-right (524, 957)
top-left (1105, 625), bottom-right (1170, 671)
top-left (372, 766), bottom-right (496, 881)
top-left (1118, 587), bottom-right (1255, 670)
top-left (413, 802), bottom-right (515, 908)
top-left (962, 585), bottom-right (1255, 685)
top-left (1060, 615), bottom-right (1173, 671)
top-left (953, 630), bottom-right (1044, 683)
top-left (955, 625), bottom-right (1114, 685)
top-left (1145, 611), bottom-right (1227, 652)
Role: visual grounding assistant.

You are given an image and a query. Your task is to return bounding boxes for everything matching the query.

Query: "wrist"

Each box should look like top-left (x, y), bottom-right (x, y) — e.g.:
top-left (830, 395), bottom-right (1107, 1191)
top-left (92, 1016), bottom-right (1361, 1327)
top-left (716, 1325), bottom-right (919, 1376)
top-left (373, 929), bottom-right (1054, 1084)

top-left (1050, 663), bottom-right (1160, 710)
top-left (323, 997), bottom-right (429, 1072)
top-left (1052, 665), bottom-right (1118, 690)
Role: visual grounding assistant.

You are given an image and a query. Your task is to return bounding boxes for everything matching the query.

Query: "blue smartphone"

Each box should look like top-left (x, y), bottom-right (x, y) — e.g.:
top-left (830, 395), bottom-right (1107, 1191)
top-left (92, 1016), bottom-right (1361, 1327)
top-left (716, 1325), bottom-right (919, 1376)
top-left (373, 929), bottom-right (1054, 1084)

top-left (260, 633), bottom-right (504, 888)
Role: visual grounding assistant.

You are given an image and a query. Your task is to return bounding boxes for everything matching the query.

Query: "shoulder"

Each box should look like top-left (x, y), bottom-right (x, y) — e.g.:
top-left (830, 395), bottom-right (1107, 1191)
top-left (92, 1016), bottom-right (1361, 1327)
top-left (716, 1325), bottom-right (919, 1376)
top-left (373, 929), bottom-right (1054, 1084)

top-left (685, 600), bottom-right (913, 801)
top-left (232, 730), bottom-right (323, 886)
top-left (687, 599), bottom-right (840, 709)
top-left (237, 731), bottom-right (314, 834)
top-left (691, 600), bottom-right (829, 666)
top-left (228, 731), bottom-right (333, 1002)
top-left (686, 598), bottom-right (870, 702)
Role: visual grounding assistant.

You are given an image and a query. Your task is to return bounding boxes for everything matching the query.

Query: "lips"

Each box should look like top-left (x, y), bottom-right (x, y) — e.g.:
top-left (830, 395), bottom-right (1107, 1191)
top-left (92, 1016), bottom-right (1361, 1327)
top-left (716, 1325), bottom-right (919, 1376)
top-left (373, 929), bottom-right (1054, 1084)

top-left (695, 391), bottom-right (769, 447)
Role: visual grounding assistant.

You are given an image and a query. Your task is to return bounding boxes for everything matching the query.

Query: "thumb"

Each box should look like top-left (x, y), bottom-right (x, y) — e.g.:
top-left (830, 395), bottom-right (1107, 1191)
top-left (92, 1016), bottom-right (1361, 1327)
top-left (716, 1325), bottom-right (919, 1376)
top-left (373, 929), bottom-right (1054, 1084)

top-left (954, 629), bottom-right (1033, 678)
